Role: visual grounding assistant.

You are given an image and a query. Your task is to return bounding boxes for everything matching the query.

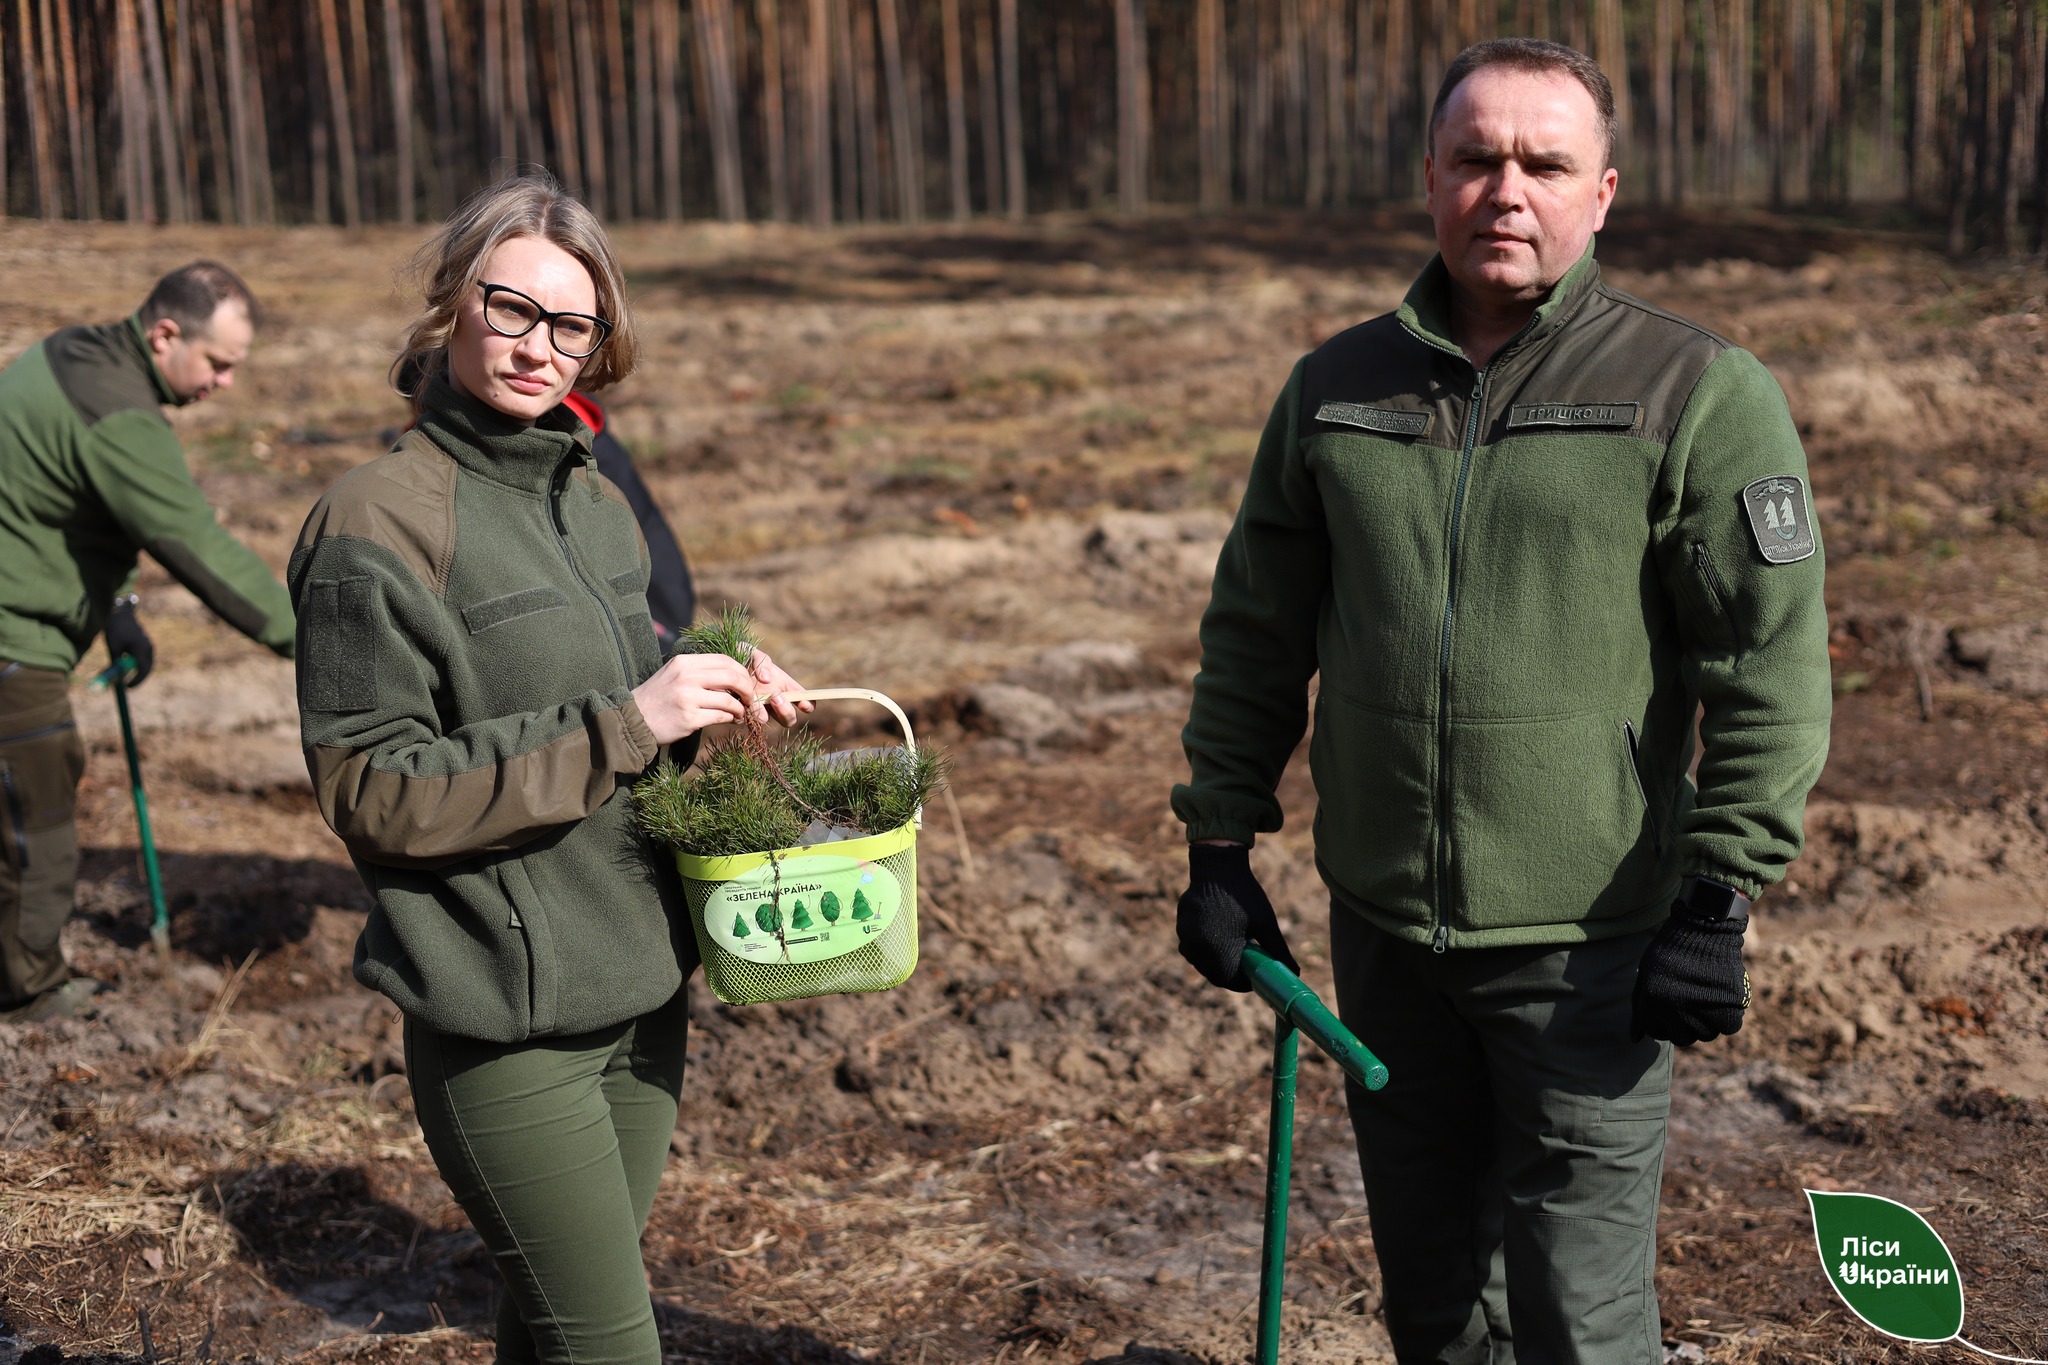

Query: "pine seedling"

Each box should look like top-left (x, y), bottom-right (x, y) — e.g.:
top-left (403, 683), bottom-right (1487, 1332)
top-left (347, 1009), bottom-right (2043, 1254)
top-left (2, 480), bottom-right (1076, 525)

top-left (674, 604), bottom-right (761, 664)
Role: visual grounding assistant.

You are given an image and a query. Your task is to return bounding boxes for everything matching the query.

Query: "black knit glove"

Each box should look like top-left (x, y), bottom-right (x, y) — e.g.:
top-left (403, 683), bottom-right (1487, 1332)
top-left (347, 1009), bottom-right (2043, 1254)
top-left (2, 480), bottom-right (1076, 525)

top-left (104, 598), bottom-right (154, 688)
top-left (1631, 904), bottom-right (1750, 1046)
top-left (1176, 843), bottom-right (1299, 992)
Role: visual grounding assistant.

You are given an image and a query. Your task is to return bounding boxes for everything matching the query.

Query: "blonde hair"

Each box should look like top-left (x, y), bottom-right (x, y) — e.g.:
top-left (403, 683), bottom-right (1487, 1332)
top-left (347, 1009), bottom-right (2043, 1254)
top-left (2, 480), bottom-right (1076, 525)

top-left (392, 170), bottom-right (638, 409)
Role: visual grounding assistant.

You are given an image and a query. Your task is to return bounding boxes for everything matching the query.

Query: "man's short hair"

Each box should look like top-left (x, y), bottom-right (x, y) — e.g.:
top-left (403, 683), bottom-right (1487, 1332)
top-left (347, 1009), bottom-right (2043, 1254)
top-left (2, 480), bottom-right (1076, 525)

top-left (1427, 39), bottom-right (1617, 165)
top-left (139, 261), bottom-right (261, 336)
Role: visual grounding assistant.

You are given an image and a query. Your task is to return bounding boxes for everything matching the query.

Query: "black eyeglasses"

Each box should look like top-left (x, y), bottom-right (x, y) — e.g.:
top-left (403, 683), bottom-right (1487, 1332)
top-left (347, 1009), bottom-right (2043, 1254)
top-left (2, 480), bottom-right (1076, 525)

top-left (478, 282), bottom-right (613, 359)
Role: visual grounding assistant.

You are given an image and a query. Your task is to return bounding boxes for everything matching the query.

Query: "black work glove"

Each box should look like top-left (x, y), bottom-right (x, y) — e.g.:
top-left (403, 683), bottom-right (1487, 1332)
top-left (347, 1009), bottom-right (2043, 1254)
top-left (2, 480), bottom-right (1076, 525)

top-left (103, 598), bottom-right (154, 688)
top-left (1176, 843), bottom-right (1299, 992)
top-left (1631, 904), bottom-right (1750, 1046)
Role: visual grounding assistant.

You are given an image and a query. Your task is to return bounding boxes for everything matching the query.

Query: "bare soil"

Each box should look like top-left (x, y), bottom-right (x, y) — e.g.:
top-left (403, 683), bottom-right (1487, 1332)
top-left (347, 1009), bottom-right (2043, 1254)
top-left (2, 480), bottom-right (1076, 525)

top-left (1, 207), bottom-right (2044, 1365)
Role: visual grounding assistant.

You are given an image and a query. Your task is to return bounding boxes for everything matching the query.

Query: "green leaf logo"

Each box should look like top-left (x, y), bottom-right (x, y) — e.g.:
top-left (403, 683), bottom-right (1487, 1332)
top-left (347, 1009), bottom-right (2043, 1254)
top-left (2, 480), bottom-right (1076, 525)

top-left (1806, 1190), bottom-right (1963, 1342)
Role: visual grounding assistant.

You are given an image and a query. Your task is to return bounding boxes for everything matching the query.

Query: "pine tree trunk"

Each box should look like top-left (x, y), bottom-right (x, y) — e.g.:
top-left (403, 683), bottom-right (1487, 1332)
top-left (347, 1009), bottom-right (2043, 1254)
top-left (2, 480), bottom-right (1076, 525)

top-left (1115, 0), bottom-right (1146, 212)
top-left (543, 0), bottom-right (583, 189)
top-left (805, 0), bottom-right (832, 224)
top-left (1196, 0), bottom-right (1223, 208)
top-left (851, 0), bottom-right (883, 220)
top-left (1654, 0), bottom-right (1675, 198)
top-left (573, 1), bottom-right (607, 215)
top-left (115, 0), bottom-right (151, 221)
top-left (876, 0), bottom-right (921, 222)
top-left (171, 0), bottom-right (200, 213)
top-left (696, 0), bottom-right (748, 220)
top-left (998, 0), bottom-right (1022, 216)
top-left (832, 0), bottom-right (860, 221)
top-left (384, 0), bottom-right (415, 222)
top-left (345, 0), bottom-right (376, 218)
top-left (973, 0), bottom-right (1000, 213)
top-left (635, 0), bottom-right (660, 215)
top-left (190, 2), bottom-right (233, 221)
top-left (239, 0), bottom-right (274, 220)
top-left (315, 0), bottom-right (362, 223)
top-left (1877, 0), bottom-right (1896, 192)
top-left (941, 0), bottom-right (969, 218)
top-left (17, 0), bottom-right (57, 217)
top-left (655, 0), bottom-right (685, 217)
top-left (54, 0), bottom-right (98, 219)
top-left (424, 0), bottom-right (457, 213)
top-left (136, 0), bottom-right (187, 221)
top-left (757, 0), bottom-right (792, 220)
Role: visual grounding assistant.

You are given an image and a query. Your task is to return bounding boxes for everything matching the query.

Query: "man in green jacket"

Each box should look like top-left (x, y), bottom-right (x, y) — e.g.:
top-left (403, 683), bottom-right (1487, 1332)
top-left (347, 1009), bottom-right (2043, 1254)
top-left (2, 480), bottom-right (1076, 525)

top-left (1173, 40), bottom-right (1830, 1364)
top-left (0, 262), bottom-right (295, 1021)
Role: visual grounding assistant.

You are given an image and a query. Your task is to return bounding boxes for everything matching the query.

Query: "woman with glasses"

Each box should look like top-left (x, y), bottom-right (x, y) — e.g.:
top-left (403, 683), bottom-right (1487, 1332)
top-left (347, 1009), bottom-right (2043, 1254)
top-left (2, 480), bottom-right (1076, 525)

top-left (290, 173), bottom-right (807, 1364)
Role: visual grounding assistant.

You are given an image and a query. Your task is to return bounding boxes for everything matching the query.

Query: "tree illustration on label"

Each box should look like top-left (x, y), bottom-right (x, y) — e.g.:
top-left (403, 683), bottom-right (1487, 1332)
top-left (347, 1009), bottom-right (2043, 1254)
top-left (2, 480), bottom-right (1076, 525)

top-left (820, 891), bottom-right (841, 923)
top-left (851, 889), bottom-right (873, 921)
top-left (731, 913), bottom-right (750, 939)
top-left (791, 900), bottom-right (813, 930)
top-left (755, 901), bottom-right (782, 934)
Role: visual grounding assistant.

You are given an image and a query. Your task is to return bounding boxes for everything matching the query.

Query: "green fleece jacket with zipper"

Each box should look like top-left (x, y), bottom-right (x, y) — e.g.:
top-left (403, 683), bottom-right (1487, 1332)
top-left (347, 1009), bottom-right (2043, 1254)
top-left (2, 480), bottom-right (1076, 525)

top-left (0, 316), bottom-right (295, 670)
top-left (1173, 247), bottom-right (1832, 949)
top-left (291, 377), bottom-right (686, 1043)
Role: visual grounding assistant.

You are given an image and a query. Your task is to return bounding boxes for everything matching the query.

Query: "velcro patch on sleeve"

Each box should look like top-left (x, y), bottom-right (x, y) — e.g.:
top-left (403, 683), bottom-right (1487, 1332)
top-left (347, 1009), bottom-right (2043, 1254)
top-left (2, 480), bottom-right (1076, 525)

top-left (1314, 401), bottom-right (1432, 437)
top-left (301, 576), bottom-right (378, 713)
top-left (1506, 402), bottom-right (1641, 430)
top-left (461, 585), bottom-right (571, 634)
top-left (1741, 475), bottom-right (1817, 564)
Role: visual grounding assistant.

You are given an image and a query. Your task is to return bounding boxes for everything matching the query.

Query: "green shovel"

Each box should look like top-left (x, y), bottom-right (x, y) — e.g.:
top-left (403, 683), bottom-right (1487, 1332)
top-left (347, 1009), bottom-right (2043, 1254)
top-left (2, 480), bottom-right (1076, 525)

top-left (1241, 944), bottom-right (1389, 1365)
top-left (90, 654), bottom-right (169, 964)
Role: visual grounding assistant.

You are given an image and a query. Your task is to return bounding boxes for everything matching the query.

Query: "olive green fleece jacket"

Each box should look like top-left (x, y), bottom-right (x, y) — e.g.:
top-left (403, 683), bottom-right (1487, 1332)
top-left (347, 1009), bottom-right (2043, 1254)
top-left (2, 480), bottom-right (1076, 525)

top-left (0, 315), bottom-right (295, 671)
top-left (1173, 247), bottom-right (1832, 949)
top-left (291, 377), bottom-right (688, 1043)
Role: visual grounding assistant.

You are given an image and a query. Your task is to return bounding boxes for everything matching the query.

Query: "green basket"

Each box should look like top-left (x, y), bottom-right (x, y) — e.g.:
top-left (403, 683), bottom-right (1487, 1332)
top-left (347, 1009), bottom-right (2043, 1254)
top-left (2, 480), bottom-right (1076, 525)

top-left (675, 688), bottom-right (922, 1006)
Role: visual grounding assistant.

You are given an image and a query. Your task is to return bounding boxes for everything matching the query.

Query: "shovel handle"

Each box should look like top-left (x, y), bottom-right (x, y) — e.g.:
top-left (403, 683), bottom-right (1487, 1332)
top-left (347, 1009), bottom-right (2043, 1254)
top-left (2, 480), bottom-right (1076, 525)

top-left (1242, 946), bottom-right (1389, 1091)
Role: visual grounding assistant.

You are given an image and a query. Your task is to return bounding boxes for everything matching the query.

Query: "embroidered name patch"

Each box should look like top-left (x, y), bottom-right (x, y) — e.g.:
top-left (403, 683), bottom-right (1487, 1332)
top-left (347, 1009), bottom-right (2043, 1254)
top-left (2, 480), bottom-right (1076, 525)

top-left (1741, 475), bottom-right (1817, 565)
top-left (1315, 401), bottom-right (1432, 437)
top-left (1506, 402), bottom-right (1641, 430)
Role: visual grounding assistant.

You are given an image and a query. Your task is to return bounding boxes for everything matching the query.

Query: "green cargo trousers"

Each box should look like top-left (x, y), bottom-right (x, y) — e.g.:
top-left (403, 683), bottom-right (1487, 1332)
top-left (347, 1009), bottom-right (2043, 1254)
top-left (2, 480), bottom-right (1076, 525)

top-left (404, 990), bottom-right (690, 1365)
top-left (0, 661), bottom-right (86, 1010)
top-left (1328, 908), bottom-right (1673, 1365)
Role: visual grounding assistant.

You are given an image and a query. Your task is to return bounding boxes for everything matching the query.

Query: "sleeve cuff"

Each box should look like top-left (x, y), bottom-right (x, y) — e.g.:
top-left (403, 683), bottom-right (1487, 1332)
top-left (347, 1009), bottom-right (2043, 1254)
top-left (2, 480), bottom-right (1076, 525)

top-left (1680, 860), bottom-right (1764, 900)
top-left (615, 696), bottom-right (660, 772)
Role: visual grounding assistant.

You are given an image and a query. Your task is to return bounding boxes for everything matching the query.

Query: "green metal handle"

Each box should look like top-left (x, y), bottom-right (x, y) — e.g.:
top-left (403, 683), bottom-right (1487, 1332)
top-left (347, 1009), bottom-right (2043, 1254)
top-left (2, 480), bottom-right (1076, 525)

top-left (1242, 945), bottom-right (1389, 1091)
top-left (93, 654), bottom-right (170, 953)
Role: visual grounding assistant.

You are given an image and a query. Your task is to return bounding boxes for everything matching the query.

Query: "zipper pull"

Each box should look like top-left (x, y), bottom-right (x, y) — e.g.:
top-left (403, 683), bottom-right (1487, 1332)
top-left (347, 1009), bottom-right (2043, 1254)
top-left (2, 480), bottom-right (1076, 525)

top-left (1432, 924), bottom-right (1448, 954)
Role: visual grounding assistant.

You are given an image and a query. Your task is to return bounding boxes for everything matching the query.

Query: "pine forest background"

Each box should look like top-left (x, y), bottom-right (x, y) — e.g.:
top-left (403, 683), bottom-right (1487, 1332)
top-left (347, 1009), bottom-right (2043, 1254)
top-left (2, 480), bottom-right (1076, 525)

top-left (0, 0), bottom-right (2039, 253)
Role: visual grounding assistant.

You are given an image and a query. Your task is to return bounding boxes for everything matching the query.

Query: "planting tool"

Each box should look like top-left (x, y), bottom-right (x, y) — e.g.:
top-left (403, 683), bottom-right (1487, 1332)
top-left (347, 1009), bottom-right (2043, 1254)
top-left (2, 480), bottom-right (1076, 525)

top-left (90, 655), bottom-right (169, 964)
top-left (1241, 944), bottom-right (1388, 1365)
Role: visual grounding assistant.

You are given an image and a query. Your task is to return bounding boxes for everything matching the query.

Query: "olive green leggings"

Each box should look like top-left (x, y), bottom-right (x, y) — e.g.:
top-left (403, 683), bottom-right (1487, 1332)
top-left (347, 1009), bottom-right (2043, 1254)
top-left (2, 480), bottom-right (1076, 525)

top-left (403, 991), bottom-right (689, 1365)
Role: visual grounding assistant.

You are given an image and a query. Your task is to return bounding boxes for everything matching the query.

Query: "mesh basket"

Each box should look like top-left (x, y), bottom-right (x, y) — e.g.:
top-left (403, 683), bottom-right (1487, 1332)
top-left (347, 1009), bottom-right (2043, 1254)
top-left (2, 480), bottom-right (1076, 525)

top-left (675, 689), bottom-right (922, 1006)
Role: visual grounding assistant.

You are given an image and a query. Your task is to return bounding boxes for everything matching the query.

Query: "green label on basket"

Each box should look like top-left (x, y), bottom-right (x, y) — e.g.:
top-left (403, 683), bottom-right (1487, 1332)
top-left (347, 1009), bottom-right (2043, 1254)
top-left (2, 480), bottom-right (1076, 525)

top-left (704, 854), bottom-right (904, 964)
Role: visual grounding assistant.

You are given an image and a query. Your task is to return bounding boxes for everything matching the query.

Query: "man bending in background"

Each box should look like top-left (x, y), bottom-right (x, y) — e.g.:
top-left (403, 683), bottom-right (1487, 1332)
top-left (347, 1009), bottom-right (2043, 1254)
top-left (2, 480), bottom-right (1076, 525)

top-left (0, 262), bottom-right (295, 1021)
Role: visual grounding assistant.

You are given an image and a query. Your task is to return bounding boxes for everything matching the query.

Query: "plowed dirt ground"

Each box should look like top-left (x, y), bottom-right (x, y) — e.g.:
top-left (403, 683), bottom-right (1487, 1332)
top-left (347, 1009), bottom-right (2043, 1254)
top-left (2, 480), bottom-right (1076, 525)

top-left (0, 208), bottom-right (2044, 1365)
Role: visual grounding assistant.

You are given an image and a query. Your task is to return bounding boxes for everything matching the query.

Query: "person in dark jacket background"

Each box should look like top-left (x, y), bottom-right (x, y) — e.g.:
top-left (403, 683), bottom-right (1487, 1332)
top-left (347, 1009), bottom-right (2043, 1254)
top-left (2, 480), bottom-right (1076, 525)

top-left (0, 262), bottom-right (295, 1022)
top-left (561, 391), bottom-right (695, 643)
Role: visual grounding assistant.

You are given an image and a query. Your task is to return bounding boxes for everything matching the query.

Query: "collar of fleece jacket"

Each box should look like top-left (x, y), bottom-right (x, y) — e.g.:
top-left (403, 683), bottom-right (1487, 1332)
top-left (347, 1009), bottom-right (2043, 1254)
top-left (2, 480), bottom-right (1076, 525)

top-left (414, 371), bottom-right (595, 496)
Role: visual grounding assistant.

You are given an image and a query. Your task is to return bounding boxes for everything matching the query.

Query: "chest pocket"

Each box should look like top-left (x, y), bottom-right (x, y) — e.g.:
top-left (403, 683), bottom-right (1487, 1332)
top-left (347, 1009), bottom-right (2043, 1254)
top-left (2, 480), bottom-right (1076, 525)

top-left (461, 586), bottom-right (570, 634)
top-left (605, 569), bottom-right (664, 681)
